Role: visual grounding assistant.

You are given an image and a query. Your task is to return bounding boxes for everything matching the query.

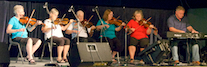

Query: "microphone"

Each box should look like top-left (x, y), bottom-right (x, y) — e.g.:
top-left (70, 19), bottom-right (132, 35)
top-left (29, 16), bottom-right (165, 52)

top-left (92, 6), bottom-right (98, 12)
top-left (123, 6), bottom-right (125, 9)
top-left (43, 2), bottom-right (48, 8)
top-left (68, 5), bottom-right (73, 12)
top-left (92, 8), bottom-right (95, 12)
top-left (95, 6), bottom-right (98, 9)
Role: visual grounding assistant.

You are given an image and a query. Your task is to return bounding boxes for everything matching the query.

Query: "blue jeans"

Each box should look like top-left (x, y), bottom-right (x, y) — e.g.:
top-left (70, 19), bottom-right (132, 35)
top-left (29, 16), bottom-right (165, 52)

top-left (171, 39), bottom-right (200, 61)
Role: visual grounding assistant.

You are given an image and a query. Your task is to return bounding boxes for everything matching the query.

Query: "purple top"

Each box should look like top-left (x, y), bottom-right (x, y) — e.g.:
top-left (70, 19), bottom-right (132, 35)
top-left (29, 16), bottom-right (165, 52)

top-left (167, 15), bottom-right (190, 32)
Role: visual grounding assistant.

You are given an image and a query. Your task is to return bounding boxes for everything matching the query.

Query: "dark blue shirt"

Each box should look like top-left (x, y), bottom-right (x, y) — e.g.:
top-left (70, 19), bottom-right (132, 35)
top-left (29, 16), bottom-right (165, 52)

top-left (167, 15), bottom-right (190, 32)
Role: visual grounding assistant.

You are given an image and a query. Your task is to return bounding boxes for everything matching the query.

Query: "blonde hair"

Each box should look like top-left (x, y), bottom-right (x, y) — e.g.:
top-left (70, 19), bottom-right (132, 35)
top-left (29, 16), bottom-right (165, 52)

top-left (132, 10), bottom-right (143, 20)
top-left (103, 9), bottom-right (112, 21)
top-left (13, 5), bottom-right (24, 15)
top-left (76, 10), bottom-right (84, 16)
top-left (176, 6), bottom-right (185, 11)
top-left (50, 8), bottom-right (59, 14)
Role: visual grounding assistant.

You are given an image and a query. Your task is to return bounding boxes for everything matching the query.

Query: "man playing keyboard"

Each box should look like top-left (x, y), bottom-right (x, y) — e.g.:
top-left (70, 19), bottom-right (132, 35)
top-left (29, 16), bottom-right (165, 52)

top-left (167, 6), bottom-right (200, 65)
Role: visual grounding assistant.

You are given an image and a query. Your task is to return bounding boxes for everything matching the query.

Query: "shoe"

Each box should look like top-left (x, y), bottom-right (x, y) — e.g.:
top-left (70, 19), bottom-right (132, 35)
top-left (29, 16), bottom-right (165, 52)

top-left (192, 61), bottom-right (201, 66)
top-left (28, 59), bottom-right (36, 65)
top-left (174, 60), bottom-right (179, 64)
top-left (63, 59), bottom-right (68, 62)
top-left (57, 59), bottom-right (65, 63)
top-left (25, 57), bottom-right (29, 61)
top-left (171, 60), bottom-right (179, 66)
top-left (112, 58), bottom-right (117, 62)
top-left (129, 59), bottom-right (134, 63)
top-left (138, 60), bottom-right (145, 65)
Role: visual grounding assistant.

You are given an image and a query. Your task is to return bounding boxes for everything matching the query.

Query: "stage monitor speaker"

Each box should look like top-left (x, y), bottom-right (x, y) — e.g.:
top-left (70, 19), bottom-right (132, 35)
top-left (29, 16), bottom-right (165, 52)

top-left (76, 42), bottom-right (112, 66)
top-left (0, 42), bottom-right (10, 67)
top-left (78, 42), bottom-right (112, 62)
top-left (138, 39), bottom-right (170, 64)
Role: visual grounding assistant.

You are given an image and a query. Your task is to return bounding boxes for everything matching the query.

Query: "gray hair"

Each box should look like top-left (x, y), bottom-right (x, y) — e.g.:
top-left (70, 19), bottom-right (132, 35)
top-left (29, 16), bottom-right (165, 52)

top-left (132, 10), bottom-right (143, 20)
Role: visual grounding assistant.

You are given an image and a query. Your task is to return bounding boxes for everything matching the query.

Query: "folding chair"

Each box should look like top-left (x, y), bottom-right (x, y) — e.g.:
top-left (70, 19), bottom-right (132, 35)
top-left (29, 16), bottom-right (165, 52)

top-left (8, 34), bottom-right (24, 64)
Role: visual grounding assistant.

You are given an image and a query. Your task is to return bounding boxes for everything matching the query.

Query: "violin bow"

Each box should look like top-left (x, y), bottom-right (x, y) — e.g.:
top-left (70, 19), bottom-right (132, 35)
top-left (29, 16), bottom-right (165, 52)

top-left (21, 9), bottom-right (35, 37)
top-left (79, 15), bottom-right (94, 35)
top-left (61, 14), bottom-right (66, 20)
top-left (146, 17), bottom-right (152, 21)
top-left (82, 15), bottom-right (93, 27)
top-left (116, 16), bottom-right (120, 19)
top-left (57, 14), bottom-right (66, 25)
top-left (87, 15), bottom-right (93, 22)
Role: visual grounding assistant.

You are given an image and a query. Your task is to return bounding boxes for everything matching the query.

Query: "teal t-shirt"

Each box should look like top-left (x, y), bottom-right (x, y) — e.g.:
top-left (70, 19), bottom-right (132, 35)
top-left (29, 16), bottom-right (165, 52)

top-left (8, 16), bottom-right (28, 39)
top-left (96, 19), bottom-right (116, 39)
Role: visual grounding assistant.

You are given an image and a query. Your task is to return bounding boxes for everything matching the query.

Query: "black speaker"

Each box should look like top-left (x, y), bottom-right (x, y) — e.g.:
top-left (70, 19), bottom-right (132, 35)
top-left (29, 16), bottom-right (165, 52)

top-left (68, 42), bottom-right (112, 67)
top-left (138, 39), bottom-right (170, 64)
top-left (0, 42), bottom-right (10, 67)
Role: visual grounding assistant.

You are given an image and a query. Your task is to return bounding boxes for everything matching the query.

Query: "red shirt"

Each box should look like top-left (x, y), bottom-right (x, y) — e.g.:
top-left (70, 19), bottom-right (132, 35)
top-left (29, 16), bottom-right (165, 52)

top-left (127, 19), bottom-right (148, 40)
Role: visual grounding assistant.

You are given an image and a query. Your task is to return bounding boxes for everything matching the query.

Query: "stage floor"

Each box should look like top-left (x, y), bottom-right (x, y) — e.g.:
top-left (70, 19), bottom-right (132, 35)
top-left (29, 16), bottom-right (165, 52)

top-left (9, 57), bottom-right (69, 67)
top-left (8, 57), bottom-right (207, 67)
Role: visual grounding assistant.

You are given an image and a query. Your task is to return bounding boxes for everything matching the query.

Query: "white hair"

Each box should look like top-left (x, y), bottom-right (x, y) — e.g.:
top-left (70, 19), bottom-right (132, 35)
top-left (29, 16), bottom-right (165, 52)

top-left (50, 8), bottom-right (59, 15)
top-left (76, 10), bottom-right (84, 16)
top-left (13, 5), bottom-right (24, 15)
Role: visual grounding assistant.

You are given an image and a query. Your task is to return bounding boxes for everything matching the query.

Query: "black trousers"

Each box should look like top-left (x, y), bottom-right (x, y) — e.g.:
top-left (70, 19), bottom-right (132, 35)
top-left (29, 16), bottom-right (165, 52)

top-left (68, 37), bottom-right (96, 67)
top-left (101, 37), bottom-right (123, 52)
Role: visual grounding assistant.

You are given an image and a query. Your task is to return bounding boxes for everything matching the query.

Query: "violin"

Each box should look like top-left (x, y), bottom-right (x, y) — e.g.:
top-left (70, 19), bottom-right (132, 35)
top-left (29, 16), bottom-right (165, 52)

top-left (81, 19), bottom-right (94, 28)
top-left (19, 16), bottom-right (45, 26)
top-left (80, 15), bottom-right (94, 27)
top-left (80, 15), bottom-right (95, 37)
top-left (139, 17), bottom-right (157, 31)
top-left (54, 18), bottom-right (69, 25)
top-left (81, 19), bottom-right (94, 37)
top-left (108, 17), bottom-right (123, 26)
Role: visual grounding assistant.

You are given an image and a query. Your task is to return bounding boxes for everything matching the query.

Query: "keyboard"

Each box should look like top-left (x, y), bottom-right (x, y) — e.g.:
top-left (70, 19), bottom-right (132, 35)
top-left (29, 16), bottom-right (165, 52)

top-left (167, 32), bottom-right (207, 39)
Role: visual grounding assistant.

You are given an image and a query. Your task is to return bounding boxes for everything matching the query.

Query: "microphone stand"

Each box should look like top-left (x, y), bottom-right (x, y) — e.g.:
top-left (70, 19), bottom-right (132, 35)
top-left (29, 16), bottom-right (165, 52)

top-left (123, 6), bottom-right (128, 66)
top-left (42, 2), bottom-right (54, 63)
top-left (43, 2), bottom-right (59, 67)
top-left (50, 19), bottom-right (54, 63)
top-left (68, 5), bottom-right (80, 45)
top-left (93, 6), bottom-right (104, 43)
top-left (124, 24), bottom-right (128, 66)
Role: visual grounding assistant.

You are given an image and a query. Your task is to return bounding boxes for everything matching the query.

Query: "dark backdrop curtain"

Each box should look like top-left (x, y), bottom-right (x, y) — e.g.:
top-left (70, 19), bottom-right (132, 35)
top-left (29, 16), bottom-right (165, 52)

top-left (0, 1), bottom-right (174, 57)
